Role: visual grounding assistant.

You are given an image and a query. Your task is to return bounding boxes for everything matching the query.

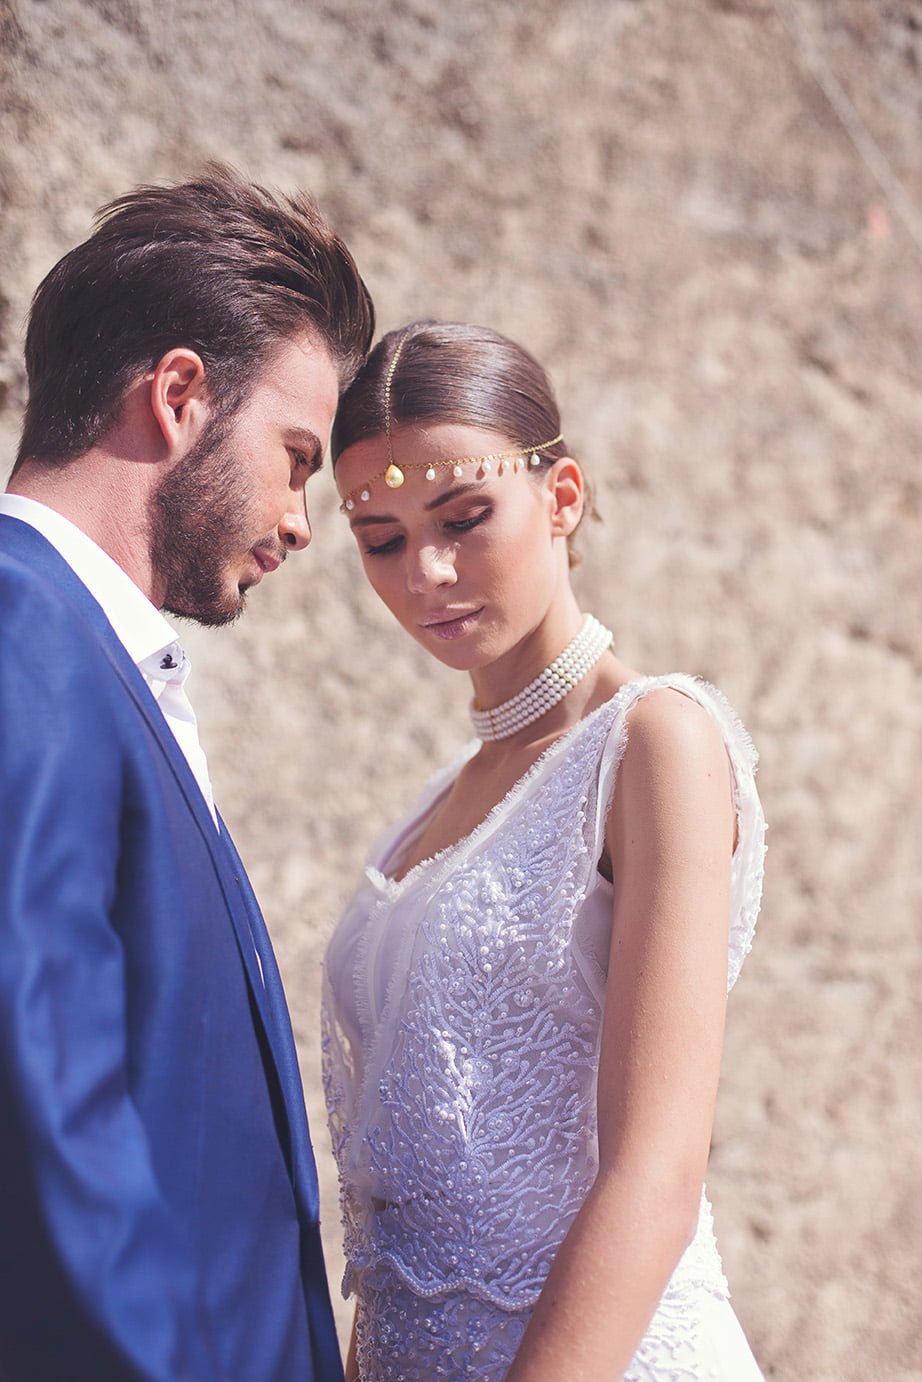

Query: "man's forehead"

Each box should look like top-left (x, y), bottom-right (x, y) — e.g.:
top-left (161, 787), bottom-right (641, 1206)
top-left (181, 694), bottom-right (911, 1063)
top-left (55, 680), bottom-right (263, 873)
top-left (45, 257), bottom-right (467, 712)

top-left (250, 334), bottom-right (339, 422)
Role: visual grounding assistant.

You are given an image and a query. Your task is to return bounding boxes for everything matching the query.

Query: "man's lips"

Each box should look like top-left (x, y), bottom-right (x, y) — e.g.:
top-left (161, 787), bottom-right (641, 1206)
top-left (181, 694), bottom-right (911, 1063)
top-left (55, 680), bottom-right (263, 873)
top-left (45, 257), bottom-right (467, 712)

top-left (241, 546), bottom-right (285, 590)
top-left (253, 547), bottom-right (283, 576)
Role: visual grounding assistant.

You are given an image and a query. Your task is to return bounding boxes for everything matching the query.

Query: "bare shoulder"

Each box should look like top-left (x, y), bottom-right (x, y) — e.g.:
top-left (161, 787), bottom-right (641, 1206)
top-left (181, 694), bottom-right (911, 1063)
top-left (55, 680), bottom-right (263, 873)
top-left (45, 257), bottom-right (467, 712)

top-left (621, 684), bottom-right (727, 778)
top-left (610, 685), bottom-right (734, 855)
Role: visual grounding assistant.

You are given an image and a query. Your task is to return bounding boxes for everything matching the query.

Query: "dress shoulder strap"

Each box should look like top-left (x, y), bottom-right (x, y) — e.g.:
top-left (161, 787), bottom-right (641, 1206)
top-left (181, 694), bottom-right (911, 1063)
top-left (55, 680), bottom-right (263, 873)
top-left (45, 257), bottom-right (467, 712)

top-left (592, 674), bottom-right (766, 991)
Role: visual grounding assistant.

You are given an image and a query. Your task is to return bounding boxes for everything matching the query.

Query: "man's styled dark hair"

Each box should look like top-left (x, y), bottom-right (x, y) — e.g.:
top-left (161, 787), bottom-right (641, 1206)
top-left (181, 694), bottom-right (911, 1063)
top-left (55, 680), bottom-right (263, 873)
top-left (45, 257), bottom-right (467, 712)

top-left (16, 164), bottom-right (374, 467)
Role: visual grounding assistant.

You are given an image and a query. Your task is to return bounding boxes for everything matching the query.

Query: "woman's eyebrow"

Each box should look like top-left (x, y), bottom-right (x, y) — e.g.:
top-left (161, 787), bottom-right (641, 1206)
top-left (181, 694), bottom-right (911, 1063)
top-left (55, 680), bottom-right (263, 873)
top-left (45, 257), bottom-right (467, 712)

top-left (349, 481), bottom-right (488, 527)
top-left (349, 511), bottom-right (398, 528)
top-left (424, 482), bottom-right (487, 511)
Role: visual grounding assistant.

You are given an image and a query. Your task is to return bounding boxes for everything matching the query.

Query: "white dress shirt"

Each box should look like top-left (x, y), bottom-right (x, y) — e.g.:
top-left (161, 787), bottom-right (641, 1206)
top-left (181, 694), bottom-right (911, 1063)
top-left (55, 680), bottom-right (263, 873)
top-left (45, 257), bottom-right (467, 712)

top-left (0, 493), bottom-right (218, 826)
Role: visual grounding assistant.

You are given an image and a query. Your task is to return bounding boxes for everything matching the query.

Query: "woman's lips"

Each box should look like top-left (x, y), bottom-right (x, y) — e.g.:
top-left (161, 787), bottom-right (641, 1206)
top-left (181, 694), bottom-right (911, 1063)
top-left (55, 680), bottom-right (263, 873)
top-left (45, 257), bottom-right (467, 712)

top-left (422, 607), bottom-right (484, 640)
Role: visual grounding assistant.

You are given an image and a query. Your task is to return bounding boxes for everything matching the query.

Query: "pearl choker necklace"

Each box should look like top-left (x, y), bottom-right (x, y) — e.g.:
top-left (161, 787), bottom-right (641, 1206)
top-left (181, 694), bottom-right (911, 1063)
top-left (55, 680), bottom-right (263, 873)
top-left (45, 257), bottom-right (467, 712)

top-left (470, 615), bottom-right (614, 741)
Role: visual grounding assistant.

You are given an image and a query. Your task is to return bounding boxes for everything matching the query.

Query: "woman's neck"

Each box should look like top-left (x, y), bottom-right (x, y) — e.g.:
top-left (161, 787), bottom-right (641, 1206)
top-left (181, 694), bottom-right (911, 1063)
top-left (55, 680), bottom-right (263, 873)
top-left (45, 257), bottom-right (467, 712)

top-left (468, 592), bottom-right (585, 712)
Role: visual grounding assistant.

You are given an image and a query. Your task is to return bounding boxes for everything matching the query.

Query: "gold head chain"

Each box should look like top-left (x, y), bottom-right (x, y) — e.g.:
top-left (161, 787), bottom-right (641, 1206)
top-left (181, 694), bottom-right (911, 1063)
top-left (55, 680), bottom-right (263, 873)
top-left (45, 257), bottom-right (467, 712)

top-left (339, 329), bottom-right (562, 513)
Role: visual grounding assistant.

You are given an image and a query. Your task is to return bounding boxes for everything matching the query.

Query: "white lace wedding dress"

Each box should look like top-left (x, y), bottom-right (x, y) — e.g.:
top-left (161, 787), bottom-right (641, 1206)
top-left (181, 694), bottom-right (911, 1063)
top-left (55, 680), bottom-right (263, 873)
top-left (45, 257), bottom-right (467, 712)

top-left (322, 675), bottom-right (766, 1380)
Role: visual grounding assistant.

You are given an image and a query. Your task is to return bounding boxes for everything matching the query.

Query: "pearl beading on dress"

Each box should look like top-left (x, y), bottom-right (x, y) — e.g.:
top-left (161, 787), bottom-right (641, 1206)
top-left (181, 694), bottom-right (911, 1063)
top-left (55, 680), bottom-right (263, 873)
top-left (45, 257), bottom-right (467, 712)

top-left (470, 614), bottom-right (614, 741)
top-left (322, 675), bottom-right (766, 1380)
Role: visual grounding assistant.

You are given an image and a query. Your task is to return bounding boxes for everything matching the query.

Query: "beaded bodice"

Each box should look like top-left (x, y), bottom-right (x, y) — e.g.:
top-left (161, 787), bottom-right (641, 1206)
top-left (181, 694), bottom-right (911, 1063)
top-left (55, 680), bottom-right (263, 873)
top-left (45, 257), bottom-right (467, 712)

top-left (321, 675), bottom-right (766, 1380)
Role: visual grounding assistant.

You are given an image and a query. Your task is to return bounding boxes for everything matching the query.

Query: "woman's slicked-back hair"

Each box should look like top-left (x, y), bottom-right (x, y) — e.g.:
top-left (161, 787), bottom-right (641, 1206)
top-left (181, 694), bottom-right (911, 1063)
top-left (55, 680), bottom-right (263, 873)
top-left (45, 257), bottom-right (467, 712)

top-left (331, 320), bottom-right (568, 467)
top-left (16, 163), bottom-right (375, 467)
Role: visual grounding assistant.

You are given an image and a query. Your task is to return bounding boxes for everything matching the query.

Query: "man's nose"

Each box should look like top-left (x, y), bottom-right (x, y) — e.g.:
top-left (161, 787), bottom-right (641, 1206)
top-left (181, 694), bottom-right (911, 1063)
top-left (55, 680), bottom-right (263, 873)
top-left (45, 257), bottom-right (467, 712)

top-left (279, 497), bottom-right (311, 551)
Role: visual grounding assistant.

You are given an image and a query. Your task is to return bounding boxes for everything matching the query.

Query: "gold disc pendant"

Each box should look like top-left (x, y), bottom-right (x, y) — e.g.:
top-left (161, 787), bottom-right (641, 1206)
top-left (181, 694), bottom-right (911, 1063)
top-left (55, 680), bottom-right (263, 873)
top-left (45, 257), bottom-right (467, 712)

top-left (384, 463), bottom-right (405, 488)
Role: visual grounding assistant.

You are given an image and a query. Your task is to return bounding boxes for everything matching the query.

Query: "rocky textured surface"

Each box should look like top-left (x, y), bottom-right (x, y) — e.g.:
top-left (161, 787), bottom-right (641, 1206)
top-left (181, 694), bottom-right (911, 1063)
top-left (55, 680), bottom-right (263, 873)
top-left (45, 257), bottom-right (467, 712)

top-left (2, 1), bottom-right (920, 1375)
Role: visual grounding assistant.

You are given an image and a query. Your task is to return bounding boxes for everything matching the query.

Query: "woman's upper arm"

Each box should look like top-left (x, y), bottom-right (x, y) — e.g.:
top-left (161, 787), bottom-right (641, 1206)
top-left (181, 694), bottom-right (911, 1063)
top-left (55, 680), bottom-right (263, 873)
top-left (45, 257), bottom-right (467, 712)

top-left (597, 688), bottom-right (736, 1188)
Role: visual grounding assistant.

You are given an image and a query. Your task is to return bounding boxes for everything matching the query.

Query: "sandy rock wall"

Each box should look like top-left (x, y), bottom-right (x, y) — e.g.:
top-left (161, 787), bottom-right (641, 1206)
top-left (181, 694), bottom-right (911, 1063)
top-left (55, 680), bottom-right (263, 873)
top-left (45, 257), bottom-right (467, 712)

top-left (2, 2), bottom-right (920, 1376)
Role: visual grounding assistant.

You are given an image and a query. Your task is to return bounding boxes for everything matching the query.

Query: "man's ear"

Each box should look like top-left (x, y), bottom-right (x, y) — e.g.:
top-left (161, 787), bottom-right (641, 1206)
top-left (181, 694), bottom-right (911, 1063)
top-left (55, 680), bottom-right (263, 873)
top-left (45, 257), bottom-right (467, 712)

top-left (548, 457), bottom-right (585, 539)
top-left (149, 348), bottom-right (210, 453)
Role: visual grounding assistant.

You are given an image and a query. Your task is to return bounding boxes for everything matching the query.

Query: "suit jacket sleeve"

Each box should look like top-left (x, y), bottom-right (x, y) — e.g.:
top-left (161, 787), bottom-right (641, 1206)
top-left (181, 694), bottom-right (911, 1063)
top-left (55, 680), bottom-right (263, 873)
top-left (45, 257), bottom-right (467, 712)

top-left (0, 573), bottom-right (226, 1381)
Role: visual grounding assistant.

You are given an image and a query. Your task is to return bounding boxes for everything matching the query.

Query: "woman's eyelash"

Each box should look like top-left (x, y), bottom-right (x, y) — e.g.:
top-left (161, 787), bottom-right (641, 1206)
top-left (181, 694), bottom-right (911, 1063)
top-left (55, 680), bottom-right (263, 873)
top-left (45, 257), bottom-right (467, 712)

top-left (363, 507), bottom-right (492, 558)
top-left (364, 535), bottom-right (404, 557)
top-left (444, 508), bottom-right (491, 533)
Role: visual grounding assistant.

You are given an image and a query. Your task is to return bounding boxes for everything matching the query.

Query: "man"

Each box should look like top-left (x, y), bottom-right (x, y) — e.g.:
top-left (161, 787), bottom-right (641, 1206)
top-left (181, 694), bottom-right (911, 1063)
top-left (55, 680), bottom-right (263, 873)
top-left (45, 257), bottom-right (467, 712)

top-left (0, 166), bottom-right (374, 1381)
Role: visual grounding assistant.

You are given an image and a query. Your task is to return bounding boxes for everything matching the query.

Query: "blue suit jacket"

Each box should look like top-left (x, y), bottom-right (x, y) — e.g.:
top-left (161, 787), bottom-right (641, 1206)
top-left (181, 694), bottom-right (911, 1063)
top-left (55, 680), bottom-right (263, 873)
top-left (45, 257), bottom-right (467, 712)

top-left (0, 516), bottom-right (344, 1382)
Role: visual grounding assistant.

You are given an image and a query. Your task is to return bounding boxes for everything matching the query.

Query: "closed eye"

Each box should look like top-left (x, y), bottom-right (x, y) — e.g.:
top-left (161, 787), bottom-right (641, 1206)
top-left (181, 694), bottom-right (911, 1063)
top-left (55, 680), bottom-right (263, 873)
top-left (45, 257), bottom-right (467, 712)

top-left (363, 533), bottom-right (404, 557)
top-left (444, 506), bottom-right (491, 534)
top-left (362, 506), bottom-right (491, 557)
top-left (291, 448), bottom-right (321, 477)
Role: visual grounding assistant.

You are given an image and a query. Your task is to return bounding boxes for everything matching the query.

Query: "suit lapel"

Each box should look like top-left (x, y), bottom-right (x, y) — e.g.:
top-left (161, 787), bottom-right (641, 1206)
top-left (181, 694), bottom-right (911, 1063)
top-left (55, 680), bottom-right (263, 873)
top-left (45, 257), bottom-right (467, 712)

top-left (101, 653), bottom-right (279, 1046)
top-left (217, 823), bottom-right (320, 1219)
top-left (1, 519), bottom-right (307, 1200)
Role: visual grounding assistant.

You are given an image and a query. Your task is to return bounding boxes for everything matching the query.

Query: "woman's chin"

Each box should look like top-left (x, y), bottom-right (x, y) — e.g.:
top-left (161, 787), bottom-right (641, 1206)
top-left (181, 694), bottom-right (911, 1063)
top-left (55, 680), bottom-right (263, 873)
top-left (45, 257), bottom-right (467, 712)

top-left (408, 607), bottom-right (487, 662)
top-left (411, 623), bottom-right (496, 672)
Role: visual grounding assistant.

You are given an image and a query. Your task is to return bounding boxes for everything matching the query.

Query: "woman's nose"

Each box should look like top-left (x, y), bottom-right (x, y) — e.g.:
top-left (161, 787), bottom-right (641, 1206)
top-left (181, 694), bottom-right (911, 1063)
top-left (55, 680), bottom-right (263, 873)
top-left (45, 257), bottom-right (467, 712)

top-left (407, 544), bottom-right (457, 593)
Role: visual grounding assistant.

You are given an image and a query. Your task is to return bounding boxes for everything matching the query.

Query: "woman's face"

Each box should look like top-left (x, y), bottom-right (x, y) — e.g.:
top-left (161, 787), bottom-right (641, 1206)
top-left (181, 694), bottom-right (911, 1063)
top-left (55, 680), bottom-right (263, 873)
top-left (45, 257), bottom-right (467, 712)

top-left (335, 422), bottom-right (578, 670)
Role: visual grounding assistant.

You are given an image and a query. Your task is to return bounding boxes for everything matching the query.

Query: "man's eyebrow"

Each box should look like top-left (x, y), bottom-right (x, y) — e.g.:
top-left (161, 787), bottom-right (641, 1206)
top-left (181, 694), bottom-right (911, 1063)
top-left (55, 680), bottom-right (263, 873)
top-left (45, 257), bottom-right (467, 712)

top-left (348, 481), bottom-right (487, 528)
top-left (287, 428), bottom-right (323, 472)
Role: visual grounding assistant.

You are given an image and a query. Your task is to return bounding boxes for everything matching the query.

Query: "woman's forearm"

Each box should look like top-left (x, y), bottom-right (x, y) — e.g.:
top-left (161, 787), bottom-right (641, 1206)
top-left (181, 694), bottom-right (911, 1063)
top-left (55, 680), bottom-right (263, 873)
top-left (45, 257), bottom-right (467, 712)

top-left (505, 1165), bottom-right (701, 1382)
top-left (507, 689), bottom-right (735, 1379)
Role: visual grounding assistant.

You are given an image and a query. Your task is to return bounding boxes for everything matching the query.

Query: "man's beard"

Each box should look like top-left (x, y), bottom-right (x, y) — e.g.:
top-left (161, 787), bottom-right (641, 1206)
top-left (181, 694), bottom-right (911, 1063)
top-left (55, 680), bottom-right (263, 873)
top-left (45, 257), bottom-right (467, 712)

top-left (150, 421), bottom-right (272, 627)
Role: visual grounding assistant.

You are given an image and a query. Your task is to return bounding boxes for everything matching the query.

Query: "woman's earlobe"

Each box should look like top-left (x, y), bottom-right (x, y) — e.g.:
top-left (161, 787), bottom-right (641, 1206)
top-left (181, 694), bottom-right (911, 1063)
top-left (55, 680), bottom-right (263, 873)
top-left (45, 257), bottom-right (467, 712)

top-left (554, 504), bottom-right (584, 540)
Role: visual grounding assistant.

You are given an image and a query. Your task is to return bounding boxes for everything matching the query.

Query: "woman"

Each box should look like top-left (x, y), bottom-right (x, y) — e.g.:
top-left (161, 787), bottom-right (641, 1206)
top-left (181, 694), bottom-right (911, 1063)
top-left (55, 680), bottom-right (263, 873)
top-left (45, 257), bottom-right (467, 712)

top-left (321, 321), bottom-right (765, 1380)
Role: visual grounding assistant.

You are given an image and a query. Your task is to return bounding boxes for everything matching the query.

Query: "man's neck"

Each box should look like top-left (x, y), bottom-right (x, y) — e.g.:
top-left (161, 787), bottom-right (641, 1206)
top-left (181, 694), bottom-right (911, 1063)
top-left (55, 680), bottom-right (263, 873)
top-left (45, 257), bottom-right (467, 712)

top-left (8, 453), bottom-right (160, 604)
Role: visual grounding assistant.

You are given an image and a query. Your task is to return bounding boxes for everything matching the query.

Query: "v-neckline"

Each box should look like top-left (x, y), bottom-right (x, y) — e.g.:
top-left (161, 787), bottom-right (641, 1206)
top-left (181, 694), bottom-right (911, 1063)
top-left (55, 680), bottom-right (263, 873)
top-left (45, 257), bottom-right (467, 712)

top-left (344, 680), bottom-right (640, 1170)
top-left (368, 684), bottom-right (634, 898)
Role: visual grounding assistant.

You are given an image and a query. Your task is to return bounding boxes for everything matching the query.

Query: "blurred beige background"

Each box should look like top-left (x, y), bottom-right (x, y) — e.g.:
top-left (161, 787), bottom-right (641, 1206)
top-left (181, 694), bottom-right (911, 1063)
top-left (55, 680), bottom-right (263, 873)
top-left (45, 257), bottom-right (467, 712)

top-left (2, 1), bottom-right (920, 1377)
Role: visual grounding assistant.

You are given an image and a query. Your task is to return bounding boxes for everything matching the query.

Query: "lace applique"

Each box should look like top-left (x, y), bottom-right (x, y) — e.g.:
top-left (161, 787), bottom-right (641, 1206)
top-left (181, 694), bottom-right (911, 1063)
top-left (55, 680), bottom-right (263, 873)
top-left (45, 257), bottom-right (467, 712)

top-left (623, 1194), bottom-right (730, 1381)
top-left (331, 707), bottom-right (614, 1308)
top-left (322, 676), bottom-right (763, 1380)
top-left (352, 1264), bottom-right (528, 1380)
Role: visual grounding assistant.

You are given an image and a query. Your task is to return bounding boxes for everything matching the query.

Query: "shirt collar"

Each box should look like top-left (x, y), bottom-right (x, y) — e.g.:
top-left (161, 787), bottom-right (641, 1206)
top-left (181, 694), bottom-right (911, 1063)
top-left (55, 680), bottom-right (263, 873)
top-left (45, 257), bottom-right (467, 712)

top-left (0, 493), bottom-right (180, 669)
